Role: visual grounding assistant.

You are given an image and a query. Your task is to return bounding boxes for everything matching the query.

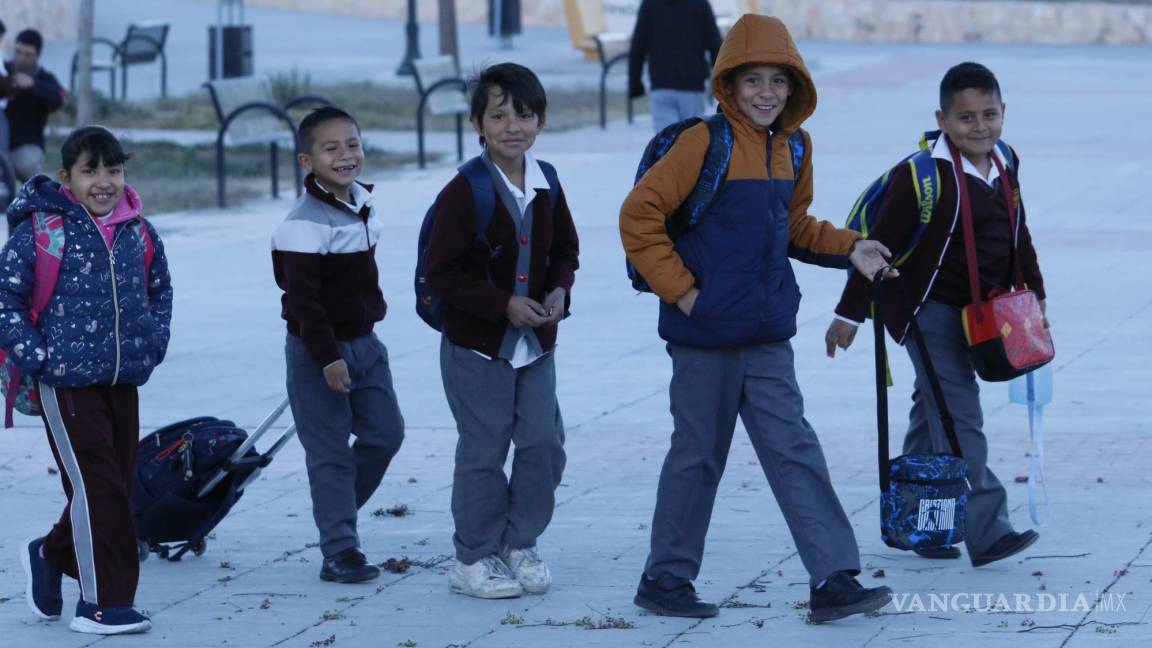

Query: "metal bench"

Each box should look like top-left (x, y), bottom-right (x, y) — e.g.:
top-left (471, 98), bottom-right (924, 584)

top-left (592, 32), bottom-right (633, 130)
top-left (71, 21), bottom-right (170, 100)
top-left (411, 55), bottom-right (469, 170)
top-left (204, 78), bottom-right (333, 208)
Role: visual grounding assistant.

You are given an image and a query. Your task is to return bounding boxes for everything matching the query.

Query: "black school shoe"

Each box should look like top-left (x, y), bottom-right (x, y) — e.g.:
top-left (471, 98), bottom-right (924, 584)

top-left (634, 577), bottom-right (719, 618)
top-left (809, 571), bottom-right (893, 623)
top-left (914, 545), bottom-right (962, 559)
top-left (320, 548), bottom-right (380, 583)
top-left (971, 530), bottom-right (1039, 567)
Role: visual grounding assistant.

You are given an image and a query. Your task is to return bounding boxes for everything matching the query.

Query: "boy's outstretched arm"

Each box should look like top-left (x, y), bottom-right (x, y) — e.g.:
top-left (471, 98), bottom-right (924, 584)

top-left (0, 222), bottom-right (47, 375)
top-left (619, 125), bottom-right (710, 306)
top-left (143, 221), bottom-right (173, 365)
top-left (785, 131), bottom-right (861, 268)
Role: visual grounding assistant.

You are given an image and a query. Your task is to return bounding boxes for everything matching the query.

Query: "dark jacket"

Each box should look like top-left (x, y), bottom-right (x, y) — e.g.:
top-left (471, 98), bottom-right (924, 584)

top-left (0, 176), bottom-right (173, 386)
top-left (834, 149), bottom-right (1045, 344)
top-left (423, 163), bottom-right (580, 358)
top-left (2, 62), bottom-right (65, 149)
top-left (628, 0), bottom-right (723, 98)
top-left (271, 175), bottom-right (386, 367)
top-left (620, 15), bottom-right (859, 349)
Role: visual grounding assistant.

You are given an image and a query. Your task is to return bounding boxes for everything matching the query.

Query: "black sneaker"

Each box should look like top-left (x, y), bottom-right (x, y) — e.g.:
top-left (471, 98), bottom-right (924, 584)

top-left (809, 571), bottom-right (893, 623)
top-left (319, 548), bottom-right (380, 583)
top-left (634, 576), bottom-right (719, 618)
top-left (971, 530), bottom-right (1039, 567)
top-left (913, 545), bottom-right (962, 560)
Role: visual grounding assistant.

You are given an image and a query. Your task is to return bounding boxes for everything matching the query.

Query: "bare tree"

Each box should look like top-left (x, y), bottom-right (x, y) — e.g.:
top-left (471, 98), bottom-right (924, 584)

top-left (75, 0), bottom-right (95, 125)
top-left (438, 0), bottom-right (460, 61)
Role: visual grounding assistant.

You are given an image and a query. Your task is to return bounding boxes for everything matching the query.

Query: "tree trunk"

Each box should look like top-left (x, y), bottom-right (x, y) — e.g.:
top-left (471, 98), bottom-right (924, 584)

top-left (438, 0), bottom-right (459, 61)
top-left (75, 0), bottom-right (95, 125)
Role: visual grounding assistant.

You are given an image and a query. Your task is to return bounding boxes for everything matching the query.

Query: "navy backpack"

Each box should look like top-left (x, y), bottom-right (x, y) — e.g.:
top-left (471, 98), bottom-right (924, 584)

top-left (415, 155), bottom-right (559, 330)
top-left (626, 113), bottom-right (805, 292)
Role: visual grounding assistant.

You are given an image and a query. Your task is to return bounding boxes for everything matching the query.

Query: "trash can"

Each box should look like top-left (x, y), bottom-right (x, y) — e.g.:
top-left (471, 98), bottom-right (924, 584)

top-left (208, 25), bottom-right (254, 79)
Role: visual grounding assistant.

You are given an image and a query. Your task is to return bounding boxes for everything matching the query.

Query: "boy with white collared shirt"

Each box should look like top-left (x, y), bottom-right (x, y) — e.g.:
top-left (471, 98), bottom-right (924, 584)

top-left (826, 62), bottom-right (1047, 568)
top-left (423, 63), bottom-right (580, 599)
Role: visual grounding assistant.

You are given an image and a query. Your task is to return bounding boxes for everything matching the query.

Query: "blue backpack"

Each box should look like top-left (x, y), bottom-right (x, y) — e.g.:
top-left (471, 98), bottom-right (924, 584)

top-left (626, 113), bottom-right (806, 292)
top-left (845, 129), bottom-right (1014, 268)
top-left (415, 155), bottom-right (560, 330)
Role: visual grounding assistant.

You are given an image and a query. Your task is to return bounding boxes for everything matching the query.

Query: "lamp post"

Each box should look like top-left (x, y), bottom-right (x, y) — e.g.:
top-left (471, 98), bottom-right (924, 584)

top-left (396, 0), bottom-right (421, 76)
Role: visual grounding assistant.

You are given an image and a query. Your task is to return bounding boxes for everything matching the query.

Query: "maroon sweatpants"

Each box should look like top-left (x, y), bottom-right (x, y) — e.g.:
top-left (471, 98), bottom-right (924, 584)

top-left (39, 383), bottom-right (141, 608)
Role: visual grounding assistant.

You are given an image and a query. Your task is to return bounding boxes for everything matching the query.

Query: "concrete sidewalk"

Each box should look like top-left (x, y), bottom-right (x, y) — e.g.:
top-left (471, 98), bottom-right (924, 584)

top-left (2, 28), bottom-right (1151, 648)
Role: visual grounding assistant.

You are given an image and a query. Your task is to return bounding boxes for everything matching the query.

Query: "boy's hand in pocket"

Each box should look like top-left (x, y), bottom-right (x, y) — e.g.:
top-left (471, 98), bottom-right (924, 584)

top-left (323, 359), bottom-right (352, 393)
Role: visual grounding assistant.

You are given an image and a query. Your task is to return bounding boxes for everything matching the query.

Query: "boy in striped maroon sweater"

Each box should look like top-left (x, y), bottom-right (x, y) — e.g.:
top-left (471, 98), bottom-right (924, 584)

top-left (272, 107), bottom-right (405, 584)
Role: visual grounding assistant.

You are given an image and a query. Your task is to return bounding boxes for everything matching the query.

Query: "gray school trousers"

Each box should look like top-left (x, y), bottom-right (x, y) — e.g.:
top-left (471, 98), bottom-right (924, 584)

top-left (440, 337), bottom-right (566, 564)
top-left (904, 300), bottom-right (1015, 558)
top-left (644, 341), bottom-right (862, 588)
top-left (649, 89), bottom-right (705, 133)
top-left (286, 333), bottom-right (405, 558)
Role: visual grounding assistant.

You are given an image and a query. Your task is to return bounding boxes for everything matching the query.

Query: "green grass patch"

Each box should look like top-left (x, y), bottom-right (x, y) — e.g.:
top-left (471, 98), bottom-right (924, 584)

top-left (41, 133), bottom-right (421, 214)
top-left (52, 77), bottom-right (647, 133)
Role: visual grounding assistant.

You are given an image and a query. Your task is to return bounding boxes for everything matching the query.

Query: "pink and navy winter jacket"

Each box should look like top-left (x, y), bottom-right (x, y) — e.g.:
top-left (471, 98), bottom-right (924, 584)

top-left (0, 175), bottom-right (173, 387)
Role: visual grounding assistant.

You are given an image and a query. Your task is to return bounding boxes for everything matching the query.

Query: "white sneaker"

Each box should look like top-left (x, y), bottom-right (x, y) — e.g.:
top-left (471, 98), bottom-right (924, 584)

top-left (502, 546), bottom-right (551, 594)
top-left (450, 555), bottom-right (524, 599)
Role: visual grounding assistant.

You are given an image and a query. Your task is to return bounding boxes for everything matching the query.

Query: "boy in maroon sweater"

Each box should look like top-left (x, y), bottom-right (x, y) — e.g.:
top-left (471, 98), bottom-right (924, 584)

top-left (424, 63), bottom-right (579, 599)
top-left (272, 107), bottom-right (405, 584)
top-left (826, 62), bottom-right (1045, 567)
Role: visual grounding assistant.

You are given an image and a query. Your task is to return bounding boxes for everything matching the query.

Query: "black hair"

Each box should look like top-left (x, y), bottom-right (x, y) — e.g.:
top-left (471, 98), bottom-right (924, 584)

top-left (468, 63), bottom-right (547, 145)
top-left (60, 126), bottom-right (131, 174)
top-left (15, 29), bottom-right (43, 55)
top-left (939, 62), bottom-right (1001, 112)
top-left (0, 20), bottom-right (7, 39)
top-left (298, 106), bottom-right (359, 154)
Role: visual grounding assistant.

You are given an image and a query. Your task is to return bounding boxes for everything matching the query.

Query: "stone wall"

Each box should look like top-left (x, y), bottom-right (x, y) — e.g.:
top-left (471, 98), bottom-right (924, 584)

top-left (1, 0), bottom-right (75, 42)
top-left (240, 0), bottom-right (1152, 45)
top-left (243, 0), bottom-right (567, 26)
top-left (757, 0), bottom-right (1152, 45)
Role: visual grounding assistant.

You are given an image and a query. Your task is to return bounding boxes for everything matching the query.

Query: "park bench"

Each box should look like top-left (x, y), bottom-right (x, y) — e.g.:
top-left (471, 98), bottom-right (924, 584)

top-left (411, 55), bottom-right (469, 170)
top-left (71, 21), bottom-right (171, 100)
top-left (204, 77), bottom-right (332, 208)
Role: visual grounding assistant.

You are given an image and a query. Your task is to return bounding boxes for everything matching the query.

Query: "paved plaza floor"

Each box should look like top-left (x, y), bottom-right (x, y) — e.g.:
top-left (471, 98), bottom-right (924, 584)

top-left (5, 5), bottom-right (1152, 646)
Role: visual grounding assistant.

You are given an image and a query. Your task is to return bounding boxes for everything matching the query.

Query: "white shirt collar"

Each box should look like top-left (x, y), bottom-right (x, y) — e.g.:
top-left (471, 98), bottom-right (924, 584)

top-left (491, 151), bottom-right (549, 205)
top-left (931, 135), bottom-right (1009, 187)
top-left (316, 179), bottom-right (374, 212)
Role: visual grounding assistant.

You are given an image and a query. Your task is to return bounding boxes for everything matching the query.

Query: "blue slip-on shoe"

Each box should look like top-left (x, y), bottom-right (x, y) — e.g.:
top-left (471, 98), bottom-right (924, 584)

top-left (21, 536), bottom-right (62, 620)
top-left (70, 600), bottom-right (152, 635)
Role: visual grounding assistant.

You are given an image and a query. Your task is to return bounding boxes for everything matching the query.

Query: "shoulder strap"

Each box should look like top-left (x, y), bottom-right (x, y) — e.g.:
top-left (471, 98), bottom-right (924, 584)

top-left (459, 156), bottom-right (496, 248)
top-left (29, 212), bottom-right (65, 324)
top-left (135, 218), bottom-right (155, 279)
top-left (787, 130), bottom-right (806, 179)
top-left (538, 160), bottom-right (561, 212)
top-left (874, 273), bottom-right (963, 493)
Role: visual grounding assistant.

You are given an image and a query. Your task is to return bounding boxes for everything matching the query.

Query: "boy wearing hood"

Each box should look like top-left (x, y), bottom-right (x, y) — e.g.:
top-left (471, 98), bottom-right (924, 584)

top-left (2, 126), bottom-right (172, 634)
top-left (620, 15), bottom-right (893, 622)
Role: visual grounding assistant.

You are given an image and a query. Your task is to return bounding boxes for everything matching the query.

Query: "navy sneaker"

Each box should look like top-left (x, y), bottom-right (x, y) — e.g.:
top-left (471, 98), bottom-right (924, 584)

top-left (70, 601), bottom-right (152, 635)
top-left (21, 536), bottom-right (62, 620)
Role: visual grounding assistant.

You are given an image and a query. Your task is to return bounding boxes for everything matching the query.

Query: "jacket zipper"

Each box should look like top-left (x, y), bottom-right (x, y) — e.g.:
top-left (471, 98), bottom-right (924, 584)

top-left (87, 211), bottom-right (125, 384)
